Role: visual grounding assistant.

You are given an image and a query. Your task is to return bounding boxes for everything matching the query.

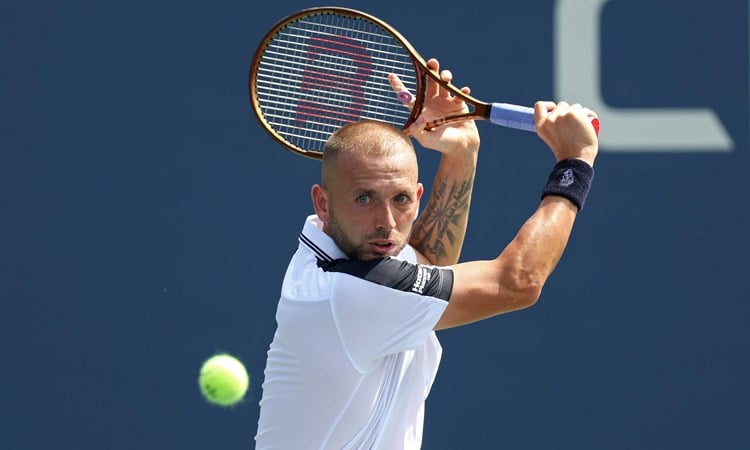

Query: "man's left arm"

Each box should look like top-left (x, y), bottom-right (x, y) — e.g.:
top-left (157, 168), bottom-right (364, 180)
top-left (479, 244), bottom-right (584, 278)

top-left (410, 146), bottom-right (478, 266)
top-left (391, 58), bottom-right (481, 266)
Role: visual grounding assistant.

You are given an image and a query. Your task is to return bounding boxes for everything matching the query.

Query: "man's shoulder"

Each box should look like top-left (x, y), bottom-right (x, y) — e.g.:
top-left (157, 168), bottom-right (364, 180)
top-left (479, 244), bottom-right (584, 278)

top-left (320, 256), bottom-right (453, 301)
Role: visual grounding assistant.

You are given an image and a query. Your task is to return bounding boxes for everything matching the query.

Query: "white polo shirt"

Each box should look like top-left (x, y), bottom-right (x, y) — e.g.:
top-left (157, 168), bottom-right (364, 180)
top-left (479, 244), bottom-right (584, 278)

top-left (255, 215), bottom-right (453, 450)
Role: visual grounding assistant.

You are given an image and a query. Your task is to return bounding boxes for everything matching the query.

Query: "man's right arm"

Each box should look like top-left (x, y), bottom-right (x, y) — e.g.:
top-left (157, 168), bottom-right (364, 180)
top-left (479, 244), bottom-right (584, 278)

top-left (434, 101), bottom-right (599, 330)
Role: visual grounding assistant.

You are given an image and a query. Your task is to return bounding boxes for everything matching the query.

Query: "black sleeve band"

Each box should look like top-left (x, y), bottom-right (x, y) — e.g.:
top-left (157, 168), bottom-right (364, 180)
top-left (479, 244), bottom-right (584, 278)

top-left (541, 159), bottom-right (595, 211)
top-left (318, 257), bottom-right (454, 301)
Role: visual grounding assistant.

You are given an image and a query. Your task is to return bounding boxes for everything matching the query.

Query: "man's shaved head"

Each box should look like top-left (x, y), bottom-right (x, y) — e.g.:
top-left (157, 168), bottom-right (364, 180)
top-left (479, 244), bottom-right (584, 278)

top-left (321, 120), bottom-right (416, 188)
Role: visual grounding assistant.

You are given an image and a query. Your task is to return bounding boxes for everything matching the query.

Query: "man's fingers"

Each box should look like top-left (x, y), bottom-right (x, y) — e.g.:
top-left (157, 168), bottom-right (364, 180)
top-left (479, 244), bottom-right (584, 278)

top-left (440, 69), bottom-right (453, 83)
top-left (388, 73), bottom-right (406, 92)
top-left (397, 90), bottom-right (414, 104)
top-left (405, 115), bottom-right (427, 137)
top-left (389, 73), bottom-right (415, 110)
top-left (425, 58), bottom-right (441, 98)
top-left (534, 101), bottom-right (555, 125)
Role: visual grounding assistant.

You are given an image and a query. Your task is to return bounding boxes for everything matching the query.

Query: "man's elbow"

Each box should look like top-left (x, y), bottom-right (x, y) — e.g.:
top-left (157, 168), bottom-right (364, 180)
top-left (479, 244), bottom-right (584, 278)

top-left (500, 270), bottom-right (545, 310)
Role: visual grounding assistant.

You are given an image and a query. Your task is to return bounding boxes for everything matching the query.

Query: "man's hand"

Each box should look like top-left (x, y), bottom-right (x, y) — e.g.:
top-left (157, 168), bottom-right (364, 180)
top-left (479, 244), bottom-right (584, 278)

top-left (534, 101), bottom-right (599, 167)
top-left (389, 58), bottom-right (480, 156)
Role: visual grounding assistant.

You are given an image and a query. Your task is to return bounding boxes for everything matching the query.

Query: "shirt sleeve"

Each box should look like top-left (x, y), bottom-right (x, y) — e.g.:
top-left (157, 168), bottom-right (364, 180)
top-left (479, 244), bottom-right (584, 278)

top-left (320, 257), bottom-right (453, 373)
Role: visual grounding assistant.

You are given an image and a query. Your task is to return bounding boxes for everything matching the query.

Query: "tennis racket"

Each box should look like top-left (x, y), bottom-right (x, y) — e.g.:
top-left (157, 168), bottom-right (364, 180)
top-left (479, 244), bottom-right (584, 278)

top-left (249, 7), bottom-right (600, 160)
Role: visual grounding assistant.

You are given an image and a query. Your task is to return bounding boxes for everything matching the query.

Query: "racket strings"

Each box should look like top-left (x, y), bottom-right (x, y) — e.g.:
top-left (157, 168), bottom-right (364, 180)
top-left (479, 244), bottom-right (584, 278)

top-left (253, 13), bottom-right (418, 153)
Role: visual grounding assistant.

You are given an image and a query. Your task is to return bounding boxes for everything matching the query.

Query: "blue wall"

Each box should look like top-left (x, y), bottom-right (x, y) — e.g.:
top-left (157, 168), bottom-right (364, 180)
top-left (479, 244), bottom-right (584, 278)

top-left (2, 0), bottom-right (748, 448)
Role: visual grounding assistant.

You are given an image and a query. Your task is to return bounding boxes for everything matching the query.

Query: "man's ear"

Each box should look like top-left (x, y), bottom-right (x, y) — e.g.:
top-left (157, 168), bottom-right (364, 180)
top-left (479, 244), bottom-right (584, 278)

top-left (414, 183), bottom-right (424, 221)
top-left (311, 184), bottom-right (329, 222)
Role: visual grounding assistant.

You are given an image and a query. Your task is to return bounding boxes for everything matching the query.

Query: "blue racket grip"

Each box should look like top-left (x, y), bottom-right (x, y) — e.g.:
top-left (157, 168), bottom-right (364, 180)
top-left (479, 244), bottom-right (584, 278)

top-left (489, 103), bottom-right (601, 135)
top-left (488, 103), bottom-right (535, 131)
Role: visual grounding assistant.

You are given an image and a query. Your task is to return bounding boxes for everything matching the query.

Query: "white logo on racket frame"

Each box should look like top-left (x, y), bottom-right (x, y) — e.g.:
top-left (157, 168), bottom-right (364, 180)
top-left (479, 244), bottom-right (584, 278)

top-left (555, 0), bottom-right (734, 152)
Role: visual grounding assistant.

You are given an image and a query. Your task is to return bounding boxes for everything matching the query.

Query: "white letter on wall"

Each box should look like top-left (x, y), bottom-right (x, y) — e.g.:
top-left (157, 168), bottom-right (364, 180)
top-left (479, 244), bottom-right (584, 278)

top-left (555, 0), bottom-right (733, 152)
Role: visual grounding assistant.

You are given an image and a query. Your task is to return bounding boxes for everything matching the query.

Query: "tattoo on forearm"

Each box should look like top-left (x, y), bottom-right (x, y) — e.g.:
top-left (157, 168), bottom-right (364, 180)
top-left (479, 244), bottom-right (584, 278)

top-left (412, 178), bottom-right (473, 261)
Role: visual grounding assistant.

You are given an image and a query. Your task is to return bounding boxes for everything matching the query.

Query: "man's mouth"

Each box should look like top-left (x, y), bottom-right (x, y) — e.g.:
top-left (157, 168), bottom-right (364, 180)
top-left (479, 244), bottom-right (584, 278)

top-left (370, 241), bottom-right (396, 254)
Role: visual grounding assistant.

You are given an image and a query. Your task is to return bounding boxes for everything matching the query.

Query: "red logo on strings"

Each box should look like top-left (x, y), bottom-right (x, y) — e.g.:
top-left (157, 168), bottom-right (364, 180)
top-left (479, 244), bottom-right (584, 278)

top-left (295, 35), bottom-right (372, 126)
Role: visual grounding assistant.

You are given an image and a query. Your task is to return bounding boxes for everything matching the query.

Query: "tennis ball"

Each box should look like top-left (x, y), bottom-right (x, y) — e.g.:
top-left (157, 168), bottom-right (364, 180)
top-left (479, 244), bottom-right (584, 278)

top-left (198, 353), bottom-right (249, 406)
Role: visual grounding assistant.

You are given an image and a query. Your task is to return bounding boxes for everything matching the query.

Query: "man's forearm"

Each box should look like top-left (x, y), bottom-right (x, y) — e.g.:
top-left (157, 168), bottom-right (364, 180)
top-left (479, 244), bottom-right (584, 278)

top-left (410, 151), bottom-right (478, 266)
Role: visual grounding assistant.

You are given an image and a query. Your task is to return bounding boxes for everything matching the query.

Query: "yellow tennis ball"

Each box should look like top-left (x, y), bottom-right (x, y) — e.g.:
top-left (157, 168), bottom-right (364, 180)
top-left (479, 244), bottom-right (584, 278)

top-left (198, 353), bottom-right (249, 406)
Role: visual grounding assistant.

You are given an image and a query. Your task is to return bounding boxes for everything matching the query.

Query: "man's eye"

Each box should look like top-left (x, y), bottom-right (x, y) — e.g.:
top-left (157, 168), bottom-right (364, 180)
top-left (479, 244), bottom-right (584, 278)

top-left (395, 194), bottom-right (408, 203)
top-left (356, 195), bottom-right (370, 204)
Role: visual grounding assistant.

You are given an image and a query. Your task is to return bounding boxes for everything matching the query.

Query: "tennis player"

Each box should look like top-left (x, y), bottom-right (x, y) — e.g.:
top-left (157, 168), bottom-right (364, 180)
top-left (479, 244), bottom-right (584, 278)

top-left (254, 58), bottom-right (598, 449)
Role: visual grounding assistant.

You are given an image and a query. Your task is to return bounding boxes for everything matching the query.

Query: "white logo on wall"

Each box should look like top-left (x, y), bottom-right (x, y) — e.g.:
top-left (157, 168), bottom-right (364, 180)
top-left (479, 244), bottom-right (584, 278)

top-left (555, 0), bottom-right (734, 152)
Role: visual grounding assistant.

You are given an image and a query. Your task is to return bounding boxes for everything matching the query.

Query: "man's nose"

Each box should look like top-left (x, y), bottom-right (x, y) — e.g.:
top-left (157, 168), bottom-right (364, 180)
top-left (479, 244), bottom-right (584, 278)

top-left (375, 202), bottom-right (397, 230)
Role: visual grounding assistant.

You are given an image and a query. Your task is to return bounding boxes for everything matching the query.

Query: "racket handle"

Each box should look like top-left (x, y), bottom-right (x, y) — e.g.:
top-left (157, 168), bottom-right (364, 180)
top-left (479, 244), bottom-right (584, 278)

top-left (489, 103), bottom-right (535, 131)
top-left (488, 103), bottom-right (600, 136)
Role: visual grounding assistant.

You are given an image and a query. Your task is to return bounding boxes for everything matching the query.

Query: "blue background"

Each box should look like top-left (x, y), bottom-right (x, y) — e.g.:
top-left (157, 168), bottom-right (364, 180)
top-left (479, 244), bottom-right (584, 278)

top-left (2, 0), bottom-right (748, 448)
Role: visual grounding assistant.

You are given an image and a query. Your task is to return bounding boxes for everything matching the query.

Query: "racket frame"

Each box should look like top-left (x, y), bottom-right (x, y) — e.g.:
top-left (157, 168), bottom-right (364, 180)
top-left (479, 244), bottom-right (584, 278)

top-left (248, 7), bottom-right (494, 159)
